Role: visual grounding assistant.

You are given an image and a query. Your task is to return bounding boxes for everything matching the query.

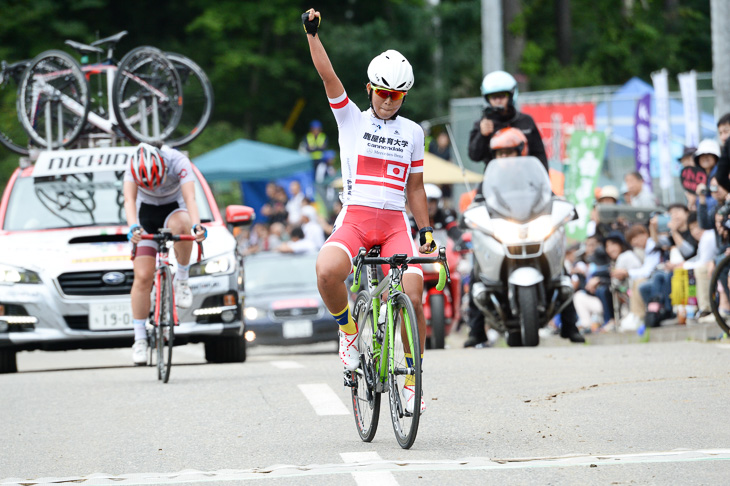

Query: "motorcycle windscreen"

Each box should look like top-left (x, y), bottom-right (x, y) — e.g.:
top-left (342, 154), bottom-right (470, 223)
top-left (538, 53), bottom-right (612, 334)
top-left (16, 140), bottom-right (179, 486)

top-left (482, 156), bottom-right (552, 223)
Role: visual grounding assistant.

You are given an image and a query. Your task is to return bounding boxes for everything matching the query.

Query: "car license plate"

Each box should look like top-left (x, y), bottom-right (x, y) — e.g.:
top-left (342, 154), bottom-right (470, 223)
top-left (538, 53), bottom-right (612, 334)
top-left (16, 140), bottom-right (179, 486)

top-left (88, 302), bottom-right (133, 331)
top-left (282, 320), bottom-right (313, 339)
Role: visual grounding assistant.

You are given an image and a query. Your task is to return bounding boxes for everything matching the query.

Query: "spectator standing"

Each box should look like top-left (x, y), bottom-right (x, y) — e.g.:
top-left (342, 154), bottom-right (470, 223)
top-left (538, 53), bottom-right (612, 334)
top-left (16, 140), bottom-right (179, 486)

top-left (301, 204), bottom-right (326, 249)
top-left (286, 180), bottom-right (306, 226)
top-left (261, 183), bottom-right (289, 224)
top-left (429, 131), bottom-right (451, 161)
top-left (300, 119), bottom-right (329, 168)
top-left (678, 146), bottom-right (698, 168)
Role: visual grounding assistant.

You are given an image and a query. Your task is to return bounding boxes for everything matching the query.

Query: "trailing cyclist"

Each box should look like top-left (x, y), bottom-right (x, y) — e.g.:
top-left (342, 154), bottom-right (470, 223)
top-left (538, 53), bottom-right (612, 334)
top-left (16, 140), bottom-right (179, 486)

top-left (124, 143), bottom-right (207, 365)
top-left (303, 8), bottom-right (434, 414)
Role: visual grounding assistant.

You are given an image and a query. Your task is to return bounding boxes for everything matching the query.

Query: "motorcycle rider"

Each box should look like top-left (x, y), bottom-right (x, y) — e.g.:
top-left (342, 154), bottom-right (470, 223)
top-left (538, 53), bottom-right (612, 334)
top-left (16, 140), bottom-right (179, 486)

top-left (464, 126), bottom-right (585, 346)
top-left (468, 71), bottom-right (547, 172)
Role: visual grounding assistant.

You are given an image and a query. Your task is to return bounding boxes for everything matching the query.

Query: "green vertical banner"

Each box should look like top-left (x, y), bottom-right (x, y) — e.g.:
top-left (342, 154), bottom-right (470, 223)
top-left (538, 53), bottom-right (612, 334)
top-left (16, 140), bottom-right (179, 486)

top-left (564, 130), bottom-right (607, 241)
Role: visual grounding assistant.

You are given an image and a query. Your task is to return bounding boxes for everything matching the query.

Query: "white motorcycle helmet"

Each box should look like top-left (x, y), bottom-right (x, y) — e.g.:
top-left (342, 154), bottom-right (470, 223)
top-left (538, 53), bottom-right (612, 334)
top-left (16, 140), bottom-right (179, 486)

top-left (367, 49), bottom-right (414, 91)
top-left (480, 70), bottom-right (518, 107)
top-left (424, 183), bottom-right (442, 200)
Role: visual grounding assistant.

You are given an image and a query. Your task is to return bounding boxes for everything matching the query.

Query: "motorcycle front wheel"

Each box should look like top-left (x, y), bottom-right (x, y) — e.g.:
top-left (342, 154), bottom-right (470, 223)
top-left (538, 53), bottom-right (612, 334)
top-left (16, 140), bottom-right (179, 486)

top-left (517, 285), bottom-right (539, 346)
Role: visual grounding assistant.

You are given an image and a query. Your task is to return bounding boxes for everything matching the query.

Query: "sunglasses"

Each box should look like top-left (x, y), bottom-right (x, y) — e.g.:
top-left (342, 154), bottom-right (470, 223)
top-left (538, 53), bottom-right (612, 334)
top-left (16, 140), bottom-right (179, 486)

top-left (372, 85), bottom-right (407, 101)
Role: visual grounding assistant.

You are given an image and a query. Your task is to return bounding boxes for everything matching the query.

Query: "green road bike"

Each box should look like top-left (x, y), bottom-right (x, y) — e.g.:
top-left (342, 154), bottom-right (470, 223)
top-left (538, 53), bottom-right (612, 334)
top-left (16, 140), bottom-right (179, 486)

top-left (347, 245), bottom-right (450, 449)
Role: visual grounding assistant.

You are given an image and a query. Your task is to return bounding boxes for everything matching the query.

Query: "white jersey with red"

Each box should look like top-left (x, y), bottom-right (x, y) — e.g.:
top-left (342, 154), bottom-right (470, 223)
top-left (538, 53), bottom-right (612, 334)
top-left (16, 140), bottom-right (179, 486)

top-left (328, 91), bottom-right (424, 211)
top-left (324, 91), bottom-right (424, 275)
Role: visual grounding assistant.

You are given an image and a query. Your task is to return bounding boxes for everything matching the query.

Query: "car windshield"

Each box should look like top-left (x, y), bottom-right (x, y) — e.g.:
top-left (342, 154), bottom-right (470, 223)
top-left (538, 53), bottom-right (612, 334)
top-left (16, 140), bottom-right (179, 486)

top-left (3, 170), bottom-right (214, 231)
top-left (481, 156), bottom-right (552, 222)
top-left (244, 254), bottom-right (318, 293)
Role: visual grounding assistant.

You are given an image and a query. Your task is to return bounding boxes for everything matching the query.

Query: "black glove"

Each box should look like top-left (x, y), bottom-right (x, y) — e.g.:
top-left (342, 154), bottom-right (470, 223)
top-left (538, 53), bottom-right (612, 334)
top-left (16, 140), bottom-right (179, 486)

top-left (419, 226), bottom-right (436, 253)
top-left (302, 11), bottom-right (321, 36)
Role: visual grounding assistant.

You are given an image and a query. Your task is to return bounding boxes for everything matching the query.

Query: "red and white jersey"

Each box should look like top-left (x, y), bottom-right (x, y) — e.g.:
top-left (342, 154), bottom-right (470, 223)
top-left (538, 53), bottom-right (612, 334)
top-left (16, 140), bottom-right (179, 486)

top-left (328, 91), bottom-right (424, 211)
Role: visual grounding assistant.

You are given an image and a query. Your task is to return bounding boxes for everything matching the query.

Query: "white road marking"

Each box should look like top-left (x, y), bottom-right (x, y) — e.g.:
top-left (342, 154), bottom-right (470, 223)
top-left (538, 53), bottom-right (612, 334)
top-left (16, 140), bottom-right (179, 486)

top-left (4, 449), bottom-right (730, 484)
top-left (340, 452), bottom-right (399, 486)
top-left (270, 360), bottom-right (304, 369)
top-left (298, 383), bottom-right (350, 415)
top-left (715, 343), bottom-right (730, 349)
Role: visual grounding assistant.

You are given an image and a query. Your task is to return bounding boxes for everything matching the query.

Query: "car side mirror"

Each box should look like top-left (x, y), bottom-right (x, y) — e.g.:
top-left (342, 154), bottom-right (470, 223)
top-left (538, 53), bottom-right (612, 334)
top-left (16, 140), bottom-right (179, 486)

top-left (226, 205), bottom-right (256, 233)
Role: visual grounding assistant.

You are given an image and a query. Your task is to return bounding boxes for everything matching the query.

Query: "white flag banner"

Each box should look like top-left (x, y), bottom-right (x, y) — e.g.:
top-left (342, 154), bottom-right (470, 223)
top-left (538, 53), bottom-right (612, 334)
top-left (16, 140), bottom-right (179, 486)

top-left (678, 70), bottom-right (699, 148)
top-left (652, 69), bottom-right (673, 191)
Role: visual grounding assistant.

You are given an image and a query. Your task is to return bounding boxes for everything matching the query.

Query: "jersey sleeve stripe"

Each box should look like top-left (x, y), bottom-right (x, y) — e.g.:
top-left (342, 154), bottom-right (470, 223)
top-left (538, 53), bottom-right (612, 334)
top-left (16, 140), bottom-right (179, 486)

top-left (411, 159), bottom-right (424, 168)
top-left (328, 92), bottom-right (349, 109)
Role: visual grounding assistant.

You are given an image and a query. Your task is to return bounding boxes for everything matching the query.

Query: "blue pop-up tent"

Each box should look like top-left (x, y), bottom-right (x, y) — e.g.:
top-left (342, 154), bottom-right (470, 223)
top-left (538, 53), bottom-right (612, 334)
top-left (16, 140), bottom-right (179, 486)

top-left (594, 77), bottom-right (717, 174)
top-left (194, 139), bottom-right (314, 220)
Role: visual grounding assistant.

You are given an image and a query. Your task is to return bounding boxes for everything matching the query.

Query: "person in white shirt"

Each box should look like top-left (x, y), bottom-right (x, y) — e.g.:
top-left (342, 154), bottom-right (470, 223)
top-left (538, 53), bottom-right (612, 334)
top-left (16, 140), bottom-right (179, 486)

top-left (624, 172), bottom-right (656, 207)
top-left (301, 205), bottom-right (325, 249)
top-left (286, 180), bottom-right (306, 226)
top-left (277, 226), bottom-right (317, 254)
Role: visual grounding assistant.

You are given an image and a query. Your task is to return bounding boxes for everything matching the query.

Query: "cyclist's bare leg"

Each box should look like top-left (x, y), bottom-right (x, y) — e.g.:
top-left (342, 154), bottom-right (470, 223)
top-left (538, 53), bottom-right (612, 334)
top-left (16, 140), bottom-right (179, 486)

top-left (167, 210), bottom-right (193, 265)
top-left (316, 245), bottom-right (352, 314)
top-left (131, 256), bottom-right (156, 320)
top-left (402, 273), bottom-right (426, 355)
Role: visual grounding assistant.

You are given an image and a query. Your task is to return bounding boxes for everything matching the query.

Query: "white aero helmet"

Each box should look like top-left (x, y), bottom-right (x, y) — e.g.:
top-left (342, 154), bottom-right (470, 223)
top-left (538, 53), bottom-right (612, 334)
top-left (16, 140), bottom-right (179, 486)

top-left (424, 183), bottom-right (443, 200)
top-left (367, 50), bottom-right (414, 91)
top-left (694, 139), bottom-right (721, 161)
top-left (481, 70), bottom-right (518, 106)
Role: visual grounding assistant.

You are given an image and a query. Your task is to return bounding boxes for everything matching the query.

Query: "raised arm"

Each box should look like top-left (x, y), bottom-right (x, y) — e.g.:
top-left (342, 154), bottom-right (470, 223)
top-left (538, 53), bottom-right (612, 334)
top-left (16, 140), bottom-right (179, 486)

top-left (303, 8), bottom-right (344, 99)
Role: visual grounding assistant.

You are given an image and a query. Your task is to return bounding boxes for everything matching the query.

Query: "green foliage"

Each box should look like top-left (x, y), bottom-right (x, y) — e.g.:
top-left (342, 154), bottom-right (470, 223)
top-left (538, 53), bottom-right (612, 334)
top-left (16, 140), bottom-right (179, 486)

top-left (0, 0), bottom-right (715, 192)
top-left (256, 122), bottom-right (296, 149)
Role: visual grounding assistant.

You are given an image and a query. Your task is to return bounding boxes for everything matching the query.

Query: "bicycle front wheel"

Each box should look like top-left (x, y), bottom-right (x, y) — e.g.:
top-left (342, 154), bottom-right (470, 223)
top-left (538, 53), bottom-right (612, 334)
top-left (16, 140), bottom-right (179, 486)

top-left (351, 291), bottom-right (381, 442)
top-left (112, 46), bottom-right (183, 145)
top-left (388, 292), bottom-right (422, 449)
top-left (157, 267), bottom-right (175, 383)
top-left (164, 53), bottom-right (213, 147)
top-left (16, 50), bottom-right (89, 150)
top-left (709, 252), bottom-right (730, 335)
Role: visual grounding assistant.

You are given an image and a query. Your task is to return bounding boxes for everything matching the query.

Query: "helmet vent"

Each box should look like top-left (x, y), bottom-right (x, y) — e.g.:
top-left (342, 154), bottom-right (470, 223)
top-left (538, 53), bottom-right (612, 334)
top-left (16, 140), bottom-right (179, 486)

top-left (396, 82), bottom-right (406, 88)
top-left (381, 77), bottom-right (390, 88)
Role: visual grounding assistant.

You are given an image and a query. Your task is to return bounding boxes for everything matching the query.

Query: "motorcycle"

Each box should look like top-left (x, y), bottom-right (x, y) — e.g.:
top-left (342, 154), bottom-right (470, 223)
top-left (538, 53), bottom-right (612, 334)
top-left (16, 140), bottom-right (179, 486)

top-left (461, 156), bottom-right (576, 346)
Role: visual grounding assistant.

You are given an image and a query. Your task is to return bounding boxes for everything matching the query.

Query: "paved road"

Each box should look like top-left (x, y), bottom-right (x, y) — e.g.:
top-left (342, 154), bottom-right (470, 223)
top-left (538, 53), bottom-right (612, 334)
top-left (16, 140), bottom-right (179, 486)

top-left (2, 332), bottom-right (730, 485)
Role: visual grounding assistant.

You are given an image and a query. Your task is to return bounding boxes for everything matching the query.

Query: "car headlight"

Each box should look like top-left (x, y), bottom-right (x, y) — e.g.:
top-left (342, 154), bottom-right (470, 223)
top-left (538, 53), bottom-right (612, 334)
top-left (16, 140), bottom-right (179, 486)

top-left (527, 215), bottom-right (555, 241)
top-left (189, 255), bottom-right (233, 277)
top-left (244, 306), bottom-right (267, 321)
top-left (0, 264), bottom-right (40, 285)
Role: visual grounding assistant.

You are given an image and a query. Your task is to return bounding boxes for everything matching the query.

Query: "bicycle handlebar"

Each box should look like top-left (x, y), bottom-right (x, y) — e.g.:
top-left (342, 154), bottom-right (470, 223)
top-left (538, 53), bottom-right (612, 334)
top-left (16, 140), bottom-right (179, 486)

top-left (350, 246), bottom-right (451, 293)
top-left (132, 232), bottom-right (203, 262)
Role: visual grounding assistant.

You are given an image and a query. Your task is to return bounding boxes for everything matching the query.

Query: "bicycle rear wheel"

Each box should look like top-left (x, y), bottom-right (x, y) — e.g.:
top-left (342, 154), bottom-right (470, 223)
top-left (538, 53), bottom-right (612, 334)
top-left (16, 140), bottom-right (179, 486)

top-left (16, 50), bottom-right (89, 150)
top-left (0, 60), bottom-right (32, 154)
top-left (112, 46), bottom-right (182, 145)
top-left (709, 253), bottom-right (730, 335)
top-left (388, 292), bottom-right (422, 449)
top-left (164, 53), bottom-right (213, 148)
top-left (351, 291), bottom-right (381, 442)
top-left (157, 267), bottom-right (175, 383)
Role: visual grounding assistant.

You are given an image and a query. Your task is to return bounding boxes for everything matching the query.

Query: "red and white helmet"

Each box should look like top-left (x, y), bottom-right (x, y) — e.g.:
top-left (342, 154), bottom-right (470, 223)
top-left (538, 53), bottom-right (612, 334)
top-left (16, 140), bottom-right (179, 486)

top-left (130, 143), bottom-right (166, 190)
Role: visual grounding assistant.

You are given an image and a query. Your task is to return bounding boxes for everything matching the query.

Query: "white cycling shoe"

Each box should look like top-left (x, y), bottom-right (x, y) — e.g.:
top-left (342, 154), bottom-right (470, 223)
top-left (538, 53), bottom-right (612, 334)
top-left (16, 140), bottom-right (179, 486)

top-left (402, 385), bottom-right (426, 414)
top-left (339, 330), bottom-right (359, 371)
top-left (174, 280), bottom-right (193, 309)
top-left (132, 339), bottom-right (148, 366)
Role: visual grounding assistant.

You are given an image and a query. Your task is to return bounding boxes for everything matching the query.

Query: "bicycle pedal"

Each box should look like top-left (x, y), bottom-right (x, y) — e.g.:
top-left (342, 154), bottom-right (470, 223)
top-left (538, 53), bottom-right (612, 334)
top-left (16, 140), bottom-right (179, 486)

top-left (343, 371), bottom-right (357, 388)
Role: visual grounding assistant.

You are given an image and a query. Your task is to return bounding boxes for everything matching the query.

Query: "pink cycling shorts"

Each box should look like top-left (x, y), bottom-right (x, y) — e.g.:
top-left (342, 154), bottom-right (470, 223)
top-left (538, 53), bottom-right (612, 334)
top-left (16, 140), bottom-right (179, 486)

top-left (323, 205), bottom-right (422, 277)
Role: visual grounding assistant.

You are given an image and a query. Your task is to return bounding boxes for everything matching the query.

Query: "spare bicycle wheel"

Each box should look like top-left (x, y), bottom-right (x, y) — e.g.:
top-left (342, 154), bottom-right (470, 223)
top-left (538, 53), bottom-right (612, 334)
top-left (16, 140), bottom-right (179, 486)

top-left (112, 46), bottom-right (183, 145)
top-left (164, 52), bottom-right (213, 148)
top-left (0, 60), bottom-right (33, 154)
top-left (16, 50), bottom-right (89, 150)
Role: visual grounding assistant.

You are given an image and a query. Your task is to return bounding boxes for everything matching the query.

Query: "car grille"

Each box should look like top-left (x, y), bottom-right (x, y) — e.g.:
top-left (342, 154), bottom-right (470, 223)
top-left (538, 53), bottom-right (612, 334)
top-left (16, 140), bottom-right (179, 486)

top-left (64, 315), bottom-right (89, 330)
top-left (273, 307), bottom-right (320, 319)
top-left (57, 270), bottom-right (134, 296)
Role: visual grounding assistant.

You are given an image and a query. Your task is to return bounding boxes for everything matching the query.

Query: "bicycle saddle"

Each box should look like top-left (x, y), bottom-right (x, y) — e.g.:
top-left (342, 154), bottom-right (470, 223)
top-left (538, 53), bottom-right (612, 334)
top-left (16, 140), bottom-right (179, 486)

top-left (64, 40), bottom-right (103, 56)
top-left (91, 31), bottom-right (128, 48)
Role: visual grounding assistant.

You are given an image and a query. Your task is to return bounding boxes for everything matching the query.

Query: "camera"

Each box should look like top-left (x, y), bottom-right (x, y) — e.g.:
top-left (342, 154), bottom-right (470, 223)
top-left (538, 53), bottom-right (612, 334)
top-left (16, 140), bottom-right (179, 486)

top-left (656, 213), bottom-right (671, 233)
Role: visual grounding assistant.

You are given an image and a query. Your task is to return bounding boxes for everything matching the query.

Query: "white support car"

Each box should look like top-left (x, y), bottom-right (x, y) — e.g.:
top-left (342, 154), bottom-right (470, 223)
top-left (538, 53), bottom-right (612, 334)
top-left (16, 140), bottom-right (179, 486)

top-left (0, 146), bottom-right (254, 373)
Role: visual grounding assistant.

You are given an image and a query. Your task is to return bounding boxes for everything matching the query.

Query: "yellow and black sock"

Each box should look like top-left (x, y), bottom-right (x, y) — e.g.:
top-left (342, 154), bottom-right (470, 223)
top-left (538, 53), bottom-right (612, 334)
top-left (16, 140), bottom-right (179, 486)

top-left (404, 353), bottom-right (423, 387)
top-left (332, 304), bottom-right (357, 335)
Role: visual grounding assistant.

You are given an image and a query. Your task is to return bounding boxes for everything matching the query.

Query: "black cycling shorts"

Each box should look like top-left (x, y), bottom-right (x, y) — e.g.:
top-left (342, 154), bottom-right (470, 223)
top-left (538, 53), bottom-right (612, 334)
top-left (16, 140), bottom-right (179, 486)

top-left (139, 201), bottom-right (181, 235)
